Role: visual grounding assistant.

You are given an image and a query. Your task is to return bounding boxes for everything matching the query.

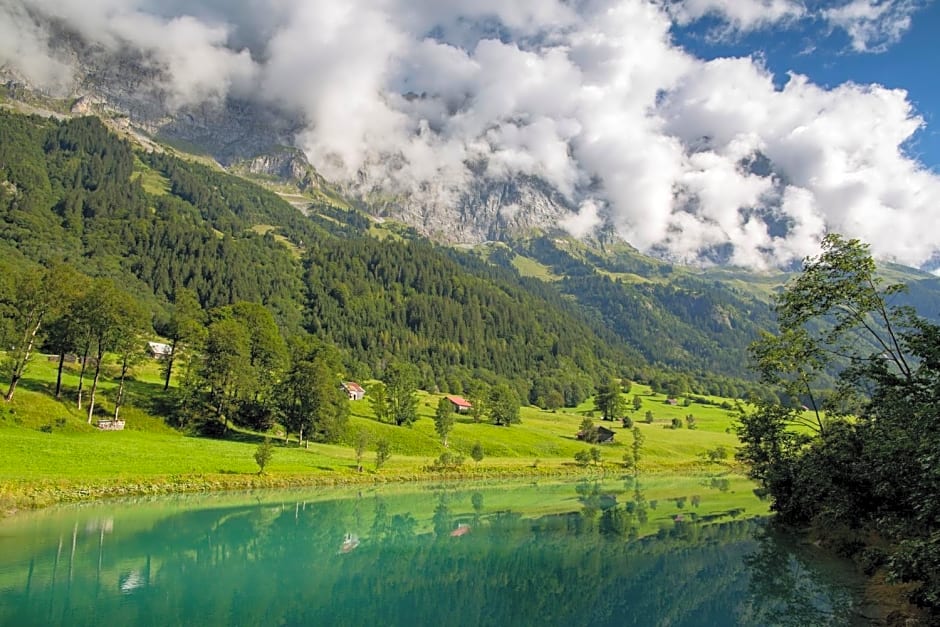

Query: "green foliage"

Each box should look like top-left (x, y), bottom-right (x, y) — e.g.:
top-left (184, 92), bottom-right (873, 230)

top-left (277, 342), bottom-right (349, 444)
top-left (254, 439), bottom-right (274, 474)
top-left (428, 451), bottom-right (465, 471)
top-left (595, 377), bottom-right (625, 421)
top-left (375, 438), bottom-right (391, 470)
top-left (685, 414), bottom-right (697, 430)
top-left (384, 362), bottom-right (419, 427)
top-left (574, 449), bottom-right (591, 467)
top-left (354, 429), bottom-right (369, 471)
top-left (488, 383), bottom-right (520, 426)
top-left (644, 410), bottom-right (654, 424)
top-left (741, 234), bottom-right (940, 613)
top-left (633, 395), bottom-right (643, 411)
top-left (669, 417), bottom-right (682, 430)
top-left (589, 446), bottom-right (601, 466)
top-left (470, 441), bottom-right (484, 463)
top-left (433, 397), bottom-right (455, 447)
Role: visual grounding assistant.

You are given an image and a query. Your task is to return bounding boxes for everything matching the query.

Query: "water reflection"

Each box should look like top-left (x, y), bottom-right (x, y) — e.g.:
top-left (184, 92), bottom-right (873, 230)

top-left (0, 480), bottom-right (866, 626)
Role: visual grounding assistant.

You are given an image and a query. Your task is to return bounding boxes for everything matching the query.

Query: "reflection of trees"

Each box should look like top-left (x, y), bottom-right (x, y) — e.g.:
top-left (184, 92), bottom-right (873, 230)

top-left (1, 490), bottom-right (866, 627)
top-left (740, 525), bottom-right (861, 626)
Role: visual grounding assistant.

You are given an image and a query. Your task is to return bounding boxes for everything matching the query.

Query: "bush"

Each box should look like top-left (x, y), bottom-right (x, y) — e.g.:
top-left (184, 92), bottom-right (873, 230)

top-left (574, 450), bottom-right (591, 467)
top-left (622, 416), bottom-right (633, 429)
top-left (254, 439), bottom-right (274, 474)
top-left (428, 451), bottom-right (465, 471)
top-left (670, 417), bottom-right (682, 429)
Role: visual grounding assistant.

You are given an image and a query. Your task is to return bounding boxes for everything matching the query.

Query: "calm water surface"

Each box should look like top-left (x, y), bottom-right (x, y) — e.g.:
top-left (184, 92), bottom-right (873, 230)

top-left (0, 478), bottom-right (869, 626)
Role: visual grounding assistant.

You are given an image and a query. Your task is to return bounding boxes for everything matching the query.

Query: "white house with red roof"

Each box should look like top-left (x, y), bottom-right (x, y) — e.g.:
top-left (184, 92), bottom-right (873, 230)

top-left (446, 395), bottom-right (473, 413)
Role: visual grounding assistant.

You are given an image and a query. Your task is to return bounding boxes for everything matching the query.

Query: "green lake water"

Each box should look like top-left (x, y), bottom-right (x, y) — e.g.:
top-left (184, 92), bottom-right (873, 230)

top-left (0, 477), bottom-right (869, 626)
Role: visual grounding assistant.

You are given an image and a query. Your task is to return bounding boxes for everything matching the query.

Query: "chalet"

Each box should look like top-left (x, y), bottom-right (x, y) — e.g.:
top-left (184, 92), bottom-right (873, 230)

top-left (665, 398), bottom-right (678, 406)
top-left (577, 426), bottom-right (616, 443)
top-left (341, 382), bottom-right (366, 401)
top-left (96, 419), bottom-right (126, 431)
top-left (146, 341), bottom-right (173, 359)
top-left (446, 395), bottom-right (473, 413)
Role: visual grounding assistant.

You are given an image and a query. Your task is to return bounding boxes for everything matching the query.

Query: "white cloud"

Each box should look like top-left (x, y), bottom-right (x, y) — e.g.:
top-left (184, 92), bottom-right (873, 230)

top-left (1, 0), bottom-right (939, 269)
top-left (822, 0), bottom-right (925, 52)
top-left (664, 0), bottom-right (806, 31)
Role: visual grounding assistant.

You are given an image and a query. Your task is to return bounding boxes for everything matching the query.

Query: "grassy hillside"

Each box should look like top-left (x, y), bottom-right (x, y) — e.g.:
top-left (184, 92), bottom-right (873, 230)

top-left (0, 357), bottom-right (750, 514)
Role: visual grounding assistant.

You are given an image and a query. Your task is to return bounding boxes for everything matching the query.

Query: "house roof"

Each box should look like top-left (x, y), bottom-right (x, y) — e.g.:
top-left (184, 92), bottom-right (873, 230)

top-left (446, 395), bottom-right (473, 409)
top-left (342, 382), bottom-right (365, 394)
top-left (147, 341), bottom-right (172, 356)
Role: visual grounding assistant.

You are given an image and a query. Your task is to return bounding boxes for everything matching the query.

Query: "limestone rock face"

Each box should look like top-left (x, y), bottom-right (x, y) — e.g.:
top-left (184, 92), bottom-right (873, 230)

top-left (368, 175), bottom-right (574, 243)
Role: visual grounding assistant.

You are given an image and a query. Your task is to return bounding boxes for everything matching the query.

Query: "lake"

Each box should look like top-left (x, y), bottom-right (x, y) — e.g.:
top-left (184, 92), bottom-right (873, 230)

top-left (0, 476), bottom-right (870, 626)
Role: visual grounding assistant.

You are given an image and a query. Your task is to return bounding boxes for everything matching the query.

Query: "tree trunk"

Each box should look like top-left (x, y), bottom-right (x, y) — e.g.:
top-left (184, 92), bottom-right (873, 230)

top-left (86, 348), bottom-right (104, 424)
top-left (77, 342), bottom-right (90, 410)
top-left (114, 352), bottom-right (129, 420)
top-left (55, 351), bottom-right (66, 399)
top-left (4, 318), bottom-right (42, 402)
top-left (163, 339), bottom-right (177, 391)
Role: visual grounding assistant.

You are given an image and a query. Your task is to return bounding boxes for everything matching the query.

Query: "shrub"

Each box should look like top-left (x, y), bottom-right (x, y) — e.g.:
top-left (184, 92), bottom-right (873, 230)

top-left (574, 450), bottom-right (591, 467)
top-left (670, 417), bottom-right (682, 429)
top-left (254, 439), bottom-right (274, 475)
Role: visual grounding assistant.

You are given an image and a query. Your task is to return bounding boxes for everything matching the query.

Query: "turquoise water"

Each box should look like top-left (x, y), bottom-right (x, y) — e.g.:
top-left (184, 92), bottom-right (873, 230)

top-left (0, 479), bottom-right (866, 626)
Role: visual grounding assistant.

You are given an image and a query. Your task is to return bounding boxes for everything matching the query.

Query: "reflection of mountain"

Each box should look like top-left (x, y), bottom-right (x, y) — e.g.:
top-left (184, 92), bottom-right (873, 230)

top-left (0, 484), bottom-right (865, 627)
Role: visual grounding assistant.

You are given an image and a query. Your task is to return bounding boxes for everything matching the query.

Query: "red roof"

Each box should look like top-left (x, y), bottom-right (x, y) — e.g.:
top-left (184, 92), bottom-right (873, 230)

top-left (446, 395), bottom-right (473, 409)
top-left (343, 382), bottom-right (365, 394)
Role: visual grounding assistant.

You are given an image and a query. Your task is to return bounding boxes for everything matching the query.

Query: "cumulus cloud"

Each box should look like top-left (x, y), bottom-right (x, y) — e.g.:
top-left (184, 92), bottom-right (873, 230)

top-left (1, 0), bottom-right (938, 269)
top-left (664, 0), bottom-right (806, 31)
top-left (822, 0), bottom-right (926, 52)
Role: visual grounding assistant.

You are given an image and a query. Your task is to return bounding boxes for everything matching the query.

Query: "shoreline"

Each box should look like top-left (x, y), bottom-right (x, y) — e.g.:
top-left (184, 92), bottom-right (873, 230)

top-left (1, 463), bottom-right (625, 519)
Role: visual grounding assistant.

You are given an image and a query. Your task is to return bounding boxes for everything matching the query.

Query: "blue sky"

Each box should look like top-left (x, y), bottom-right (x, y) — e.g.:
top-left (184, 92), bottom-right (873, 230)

top-left (673, 0), bottom-right (940, 172)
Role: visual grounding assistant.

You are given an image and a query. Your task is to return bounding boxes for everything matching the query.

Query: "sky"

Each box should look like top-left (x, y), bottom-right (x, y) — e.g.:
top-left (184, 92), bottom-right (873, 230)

top-left (1, 0), bottom-right (939, 271)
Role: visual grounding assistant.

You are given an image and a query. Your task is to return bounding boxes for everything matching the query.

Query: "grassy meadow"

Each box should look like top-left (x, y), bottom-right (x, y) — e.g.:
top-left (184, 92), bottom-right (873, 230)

top-left (0, 353), bottom-right (759, 516)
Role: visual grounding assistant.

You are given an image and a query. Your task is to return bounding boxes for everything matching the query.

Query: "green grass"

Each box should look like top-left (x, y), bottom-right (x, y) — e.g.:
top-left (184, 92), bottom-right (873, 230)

top-left (131, 155), bottom-right (171, 196)
top-left (0, 359), bottom-right (754, 515)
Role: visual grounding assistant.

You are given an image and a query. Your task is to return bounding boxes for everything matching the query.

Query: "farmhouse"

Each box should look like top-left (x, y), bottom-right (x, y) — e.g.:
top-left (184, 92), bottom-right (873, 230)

top-left (341, 382), bottom-right (366, 401)
top-left (446, 395), bottom-right (473, 413)
top-left (577, 426), bottom-right (616, 443)
top-left (146, 341), bottom-right (173, 359)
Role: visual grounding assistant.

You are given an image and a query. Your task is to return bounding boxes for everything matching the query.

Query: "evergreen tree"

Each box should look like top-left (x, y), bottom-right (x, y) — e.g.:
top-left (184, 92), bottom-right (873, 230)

top-left (384, 362), bottom-right (419, 427)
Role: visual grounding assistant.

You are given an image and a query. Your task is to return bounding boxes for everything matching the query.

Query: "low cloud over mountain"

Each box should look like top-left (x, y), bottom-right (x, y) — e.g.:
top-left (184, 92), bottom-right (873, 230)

top-left (3, 0), bottom-right (938, 269)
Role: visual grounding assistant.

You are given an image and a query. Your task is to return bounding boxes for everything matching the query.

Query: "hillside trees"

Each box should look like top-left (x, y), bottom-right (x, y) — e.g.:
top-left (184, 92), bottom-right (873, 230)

top-left (276, 340), bottom-right (348, 444)
top-left (384, 361), bottom-right (419, 427)
top-left (488, 383), bottom-right (521, 426)
top-left (1, 264), bottom-right (80, 401)
top-left (80, 279), bottom-right (149, 423)
top-left (595, 377), bottom-right (625, 421)
top-left (161, 288), bottom-right (206, 391)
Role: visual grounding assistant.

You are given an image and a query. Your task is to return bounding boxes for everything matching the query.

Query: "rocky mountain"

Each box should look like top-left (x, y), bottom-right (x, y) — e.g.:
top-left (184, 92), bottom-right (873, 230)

top-left (1, 37), bottom-right (572, 245)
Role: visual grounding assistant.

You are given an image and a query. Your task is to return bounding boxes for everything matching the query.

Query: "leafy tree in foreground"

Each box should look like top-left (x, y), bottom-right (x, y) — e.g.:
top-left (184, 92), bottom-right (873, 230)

top-left (739, 234), bottom-right (940, 614)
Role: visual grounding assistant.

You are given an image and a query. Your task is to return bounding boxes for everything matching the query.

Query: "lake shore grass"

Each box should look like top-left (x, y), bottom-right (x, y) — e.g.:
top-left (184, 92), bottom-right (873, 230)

top-left (1, 358), bottom-right (752, 517)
